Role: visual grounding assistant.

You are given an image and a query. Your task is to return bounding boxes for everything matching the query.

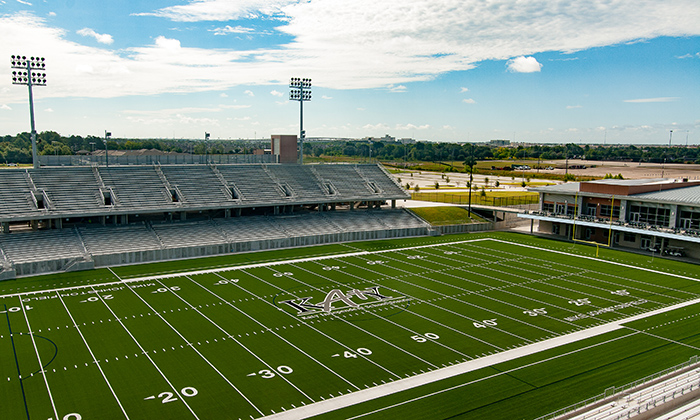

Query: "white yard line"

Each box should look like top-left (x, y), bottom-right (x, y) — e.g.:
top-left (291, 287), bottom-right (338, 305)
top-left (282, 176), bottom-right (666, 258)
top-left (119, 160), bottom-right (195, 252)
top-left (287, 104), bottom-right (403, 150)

top-left (92, 285), bottom-right (201, 420)
top-left (342, 254), bottom-right (543, 342)
top-left (288, 263), bottom-right (477, 360)
top-left (186, 273), bottom-right (360, 394)
top-left (120, 278), bottom-right (267, 416)
top-left (302, 259), bottom-right (508, 351)
top-left (205, 272), bottom-right (402, 380)
top-left (20, 296), bottom-right (59, 420)
top-left (56, 291), bottom-right (130, 419)
top-left (166, 275), bottom-right (315, 406)
top-left (262, 295), bottom-right (700, 420)
top-left (240, 268), bottom-right (440, 369)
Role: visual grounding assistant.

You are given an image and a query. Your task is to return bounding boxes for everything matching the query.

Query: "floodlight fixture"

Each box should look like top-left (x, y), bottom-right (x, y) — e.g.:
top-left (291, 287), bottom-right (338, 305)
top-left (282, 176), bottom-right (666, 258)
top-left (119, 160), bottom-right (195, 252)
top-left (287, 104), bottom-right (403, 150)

top-left (10, 55), bottom-right (47, 168)
top-left (289, 77), bottom-right (311, 164)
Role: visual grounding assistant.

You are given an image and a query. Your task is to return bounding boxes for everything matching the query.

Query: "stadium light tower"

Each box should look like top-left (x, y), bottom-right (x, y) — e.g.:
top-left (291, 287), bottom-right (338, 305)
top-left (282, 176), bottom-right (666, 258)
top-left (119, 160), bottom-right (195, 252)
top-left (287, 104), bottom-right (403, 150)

top-left (289, 77), bottom-right (311, 164)
top-left (104, 131), bottom-right (111, 167)
top-left (10, 55), bottom-right (47, 169)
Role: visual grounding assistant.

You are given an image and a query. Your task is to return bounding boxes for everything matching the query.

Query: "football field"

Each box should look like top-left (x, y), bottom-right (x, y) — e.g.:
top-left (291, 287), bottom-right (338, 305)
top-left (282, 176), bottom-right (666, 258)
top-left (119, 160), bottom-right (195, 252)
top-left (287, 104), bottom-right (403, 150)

top-left (3, 233), bottom-right (700, 420)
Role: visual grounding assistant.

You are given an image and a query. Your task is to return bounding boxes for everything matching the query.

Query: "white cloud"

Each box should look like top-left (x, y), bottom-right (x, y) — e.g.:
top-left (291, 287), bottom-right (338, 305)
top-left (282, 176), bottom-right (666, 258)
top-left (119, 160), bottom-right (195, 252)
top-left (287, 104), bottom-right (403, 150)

top-left (1, 0), bottom-right (700, 102)
top-left (566, 105), bottom-right (582, 109)
top-left (462, 98), bottom-right (476, 104)
top-left (219, 93), bottom-right (228, 98)
top-left (460, 87), bottom-right (469, 93)
top-left (396, 123), bottom-right (430, 130)
top-left (1, 104), bottom-right (11, 110)
top-left (389, 85), bottom-right (407, 93)
top-left (623, 97), bottom-right (679, 103)
top-left (321, 95), bottom-right (332, 100)
top-left (44, 108), bottom-right (54, 112)
top-left (270, 90), bottom-right (284, 97)
top-left (676, 53), bottom-right (699, 59)
top-left (134, 0), bottom-right (293, 22)
top-left (506, 56), bottom-right (543, 73)
top-left (211, 25), bottom-right (256, 36)
top-left (48, 12), bottom-right (56, 17)
top-left (363, 123), bottom-right (390, 131)
top-left (244, 90), bottom-right (254, 97)
top-left (76, 28), bottom-right (114, 45)
top-left (16, 0), bottom-right (32, 5)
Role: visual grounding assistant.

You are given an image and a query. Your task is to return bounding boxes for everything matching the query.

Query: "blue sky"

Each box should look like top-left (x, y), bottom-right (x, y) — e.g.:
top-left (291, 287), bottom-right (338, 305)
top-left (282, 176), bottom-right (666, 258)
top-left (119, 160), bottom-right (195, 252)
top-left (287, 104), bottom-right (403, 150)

top-left (0, 0), bottom-right (698, 144)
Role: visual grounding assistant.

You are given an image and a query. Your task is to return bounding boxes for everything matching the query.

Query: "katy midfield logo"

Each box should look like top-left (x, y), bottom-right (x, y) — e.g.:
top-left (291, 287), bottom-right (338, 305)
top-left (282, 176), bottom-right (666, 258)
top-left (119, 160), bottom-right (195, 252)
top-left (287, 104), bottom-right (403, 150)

top-left (281, 286), bottom-right (396, 315)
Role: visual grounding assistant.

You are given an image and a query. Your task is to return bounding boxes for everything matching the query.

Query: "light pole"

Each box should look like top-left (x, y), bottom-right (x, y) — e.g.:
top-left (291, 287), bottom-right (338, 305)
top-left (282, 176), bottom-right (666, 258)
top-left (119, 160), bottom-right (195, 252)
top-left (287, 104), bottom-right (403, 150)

top-left (10, 55), bottom-right (47, 169)
top-left (104, 131), bottom-right (111, 167)
top-left (204, 132), bottom-right (210, 163)
top-left (289, 77), bottom-right (311, 164)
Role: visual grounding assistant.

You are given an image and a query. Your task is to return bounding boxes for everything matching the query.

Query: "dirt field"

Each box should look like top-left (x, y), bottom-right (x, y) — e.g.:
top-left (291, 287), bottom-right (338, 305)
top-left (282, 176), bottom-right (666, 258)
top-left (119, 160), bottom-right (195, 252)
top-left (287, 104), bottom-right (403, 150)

top-left (542, 159), bottom-right (700, 180)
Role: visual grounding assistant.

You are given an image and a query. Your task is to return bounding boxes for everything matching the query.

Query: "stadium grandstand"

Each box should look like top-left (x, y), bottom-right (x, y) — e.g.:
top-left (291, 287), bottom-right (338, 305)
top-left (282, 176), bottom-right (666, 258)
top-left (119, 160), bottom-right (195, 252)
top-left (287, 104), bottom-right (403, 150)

top-left (0, 163), bottom-right (429, 278)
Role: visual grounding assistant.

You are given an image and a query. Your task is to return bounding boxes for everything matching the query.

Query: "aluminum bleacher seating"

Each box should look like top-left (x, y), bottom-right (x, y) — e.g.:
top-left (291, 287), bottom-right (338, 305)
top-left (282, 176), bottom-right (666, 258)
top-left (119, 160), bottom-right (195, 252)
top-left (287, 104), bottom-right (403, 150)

top-left (160, 166), bottom-right (231, 205)
top-left (0, 170), bottom-right (41, 218)
top-left (79, 223), bottom-right (162, 255)
top-left (354, 164), bottom-right (406, 196)
top-left (152, 220), bottom-right (228, 247)
top-left (0, 228), bottom-right (85, 262)
top-left (266, 165), bottom-right (328, 199)
top-left (216, 165), bottom-right (286, 205)
top-left (30, 167), bottom-right (103, 213)
top-left (213, 216), bottom-right (288, 242)
top-left (98, 167), bottom-right (174, 210)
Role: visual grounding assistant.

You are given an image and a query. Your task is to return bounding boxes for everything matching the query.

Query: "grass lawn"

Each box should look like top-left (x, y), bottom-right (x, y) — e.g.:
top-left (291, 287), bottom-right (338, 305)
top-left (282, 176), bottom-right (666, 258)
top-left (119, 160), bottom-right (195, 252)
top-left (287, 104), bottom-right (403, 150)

top-left (409, 206), bottom-right (487, 225)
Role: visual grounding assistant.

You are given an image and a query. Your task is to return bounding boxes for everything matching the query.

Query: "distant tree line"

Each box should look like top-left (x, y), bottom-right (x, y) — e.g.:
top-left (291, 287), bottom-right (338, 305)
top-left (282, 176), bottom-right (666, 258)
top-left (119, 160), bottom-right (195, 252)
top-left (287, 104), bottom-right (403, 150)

top-left (304, 141), bottom-right (700, 164)
top-left (0, 132), bottom-right (267, 164)
top-left (1, 131), bottom-right (697, 165)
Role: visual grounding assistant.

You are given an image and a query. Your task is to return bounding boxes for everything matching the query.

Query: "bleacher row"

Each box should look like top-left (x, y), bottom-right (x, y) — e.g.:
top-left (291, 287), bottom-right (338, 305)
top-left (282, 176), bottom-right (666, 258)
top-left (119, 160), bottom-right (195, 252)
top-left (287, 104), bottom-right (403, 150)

top-left (0, 163), bottom-right (408, 220)
top-left (0, 210), bottom-right (428, 264)
top-left (556, 366), bottom-right (700, 420)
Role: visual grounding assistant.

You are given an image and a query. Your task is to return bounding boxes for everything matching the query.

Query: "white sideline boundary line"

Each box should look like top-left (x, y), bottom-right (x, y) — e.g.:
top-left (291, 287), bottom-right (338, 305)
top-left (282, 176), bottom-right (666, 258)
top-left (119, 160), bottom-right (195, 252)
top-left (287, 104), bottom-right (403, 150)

top-left (263, 295), bottom-right (700, 419)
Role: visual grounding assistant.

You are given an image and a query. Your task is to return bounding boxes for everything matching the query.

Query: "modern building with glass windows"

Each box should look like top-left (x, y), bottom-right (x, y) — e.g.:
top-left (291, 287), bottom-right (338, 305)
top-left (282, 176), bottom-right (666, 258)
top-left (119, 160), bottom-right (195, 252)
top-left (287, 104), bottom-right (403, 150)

top-left (519, 178), bottom-right (700, 259)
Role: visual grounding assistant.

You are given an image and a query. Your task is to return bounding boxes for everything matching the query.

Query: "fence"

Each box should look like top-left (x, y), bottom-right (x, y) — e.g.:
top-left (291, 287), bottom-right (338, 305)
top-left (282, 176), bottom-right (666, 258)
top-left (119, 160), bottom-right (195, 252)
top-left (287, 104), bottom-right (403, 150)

top-left (39, 153), bottom-right (276, 167)
top-left (534, 355), bottom-right (700, 420)
top-left (411, 192), bottom-right (538, 208)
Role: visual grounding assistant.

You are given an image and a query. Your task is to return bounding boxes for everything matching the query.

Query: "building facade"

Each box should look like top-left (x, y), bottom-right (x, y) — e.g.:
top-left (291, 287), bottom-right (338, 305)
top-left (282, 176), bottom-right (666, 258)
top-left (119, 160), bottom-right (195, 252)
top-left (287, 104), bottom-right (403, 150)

top-left (520, 179), bottom-right (700, 259)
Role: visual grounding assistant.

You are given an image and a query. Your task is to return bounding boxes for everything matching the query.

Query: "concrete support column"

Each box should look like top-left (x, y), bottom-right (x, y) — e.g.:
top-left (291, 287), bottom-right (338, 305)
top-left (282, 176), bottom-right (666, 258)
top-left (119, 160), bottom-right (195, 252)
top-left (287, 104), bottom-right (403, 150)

top-left (31, 220), bottom-right (38, 231)
top-left (123, 214), bottom-right (130, 224)
top-left (576, 195), bottom-right (583, 217)
top-left (274, 206), bottom-right (279, 215)
top-left (225, 209), bottom-right (231, 218)
top-left (350, 202), bottom-right (354, 210)
top-left (391, 200), bottom-right (396, 209)
top-left (180, 212), bottom-right (186, 221)
top-left (669, 204), bottom-right (678, 228)
top-left (236, 208), bottom-right (242, 217)
top-left (2, 222), bottom-right (9, 233)
top-left (100, 216), bottom-right (106, 225)
top-left (619, 199), bottom-right (627, 223)
top-left (56, 218), bottom-right (62, 229)
top-left (331, 203), bottom-right (336, 211)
